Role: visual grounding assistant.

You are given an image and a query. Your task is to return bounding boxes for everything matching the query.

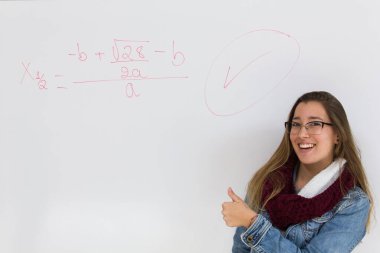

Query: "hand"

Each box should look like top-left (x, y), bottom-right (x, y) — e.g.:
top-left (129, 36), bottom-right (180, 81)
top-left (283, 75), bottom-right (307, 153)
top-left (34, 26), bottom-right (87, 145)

top-left (222, 187), bottom-right (258, 228)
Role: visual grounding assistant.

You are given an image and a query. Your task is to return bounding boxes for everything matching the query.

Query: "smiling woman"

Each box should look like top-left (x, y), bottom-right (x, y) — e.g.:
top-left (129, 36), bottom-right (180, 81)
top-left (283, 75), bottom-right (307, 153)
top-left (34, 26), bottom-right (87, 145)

top-left (222, 91), bottom-right (374, 253)
top-left (289, 101), bottom-right (338, 182)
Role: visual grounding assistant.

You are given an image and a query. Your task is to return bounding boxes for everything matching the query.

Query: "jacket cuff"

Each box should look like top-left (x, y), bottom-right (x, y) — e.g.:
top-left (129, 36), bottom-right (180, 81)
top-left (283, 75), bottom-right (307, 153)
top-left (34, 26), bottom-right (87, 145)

top-left (240, 214), bottom-right (272, 248)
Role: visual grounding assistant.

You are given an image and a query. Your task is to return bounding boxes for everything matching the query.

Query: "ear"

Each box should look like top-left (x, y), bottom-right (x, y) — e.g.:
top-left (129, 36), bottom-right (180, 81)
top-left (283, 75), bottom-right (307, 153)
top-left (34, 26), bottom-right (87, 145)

top-left (335, 134), bottom-right (339, 144)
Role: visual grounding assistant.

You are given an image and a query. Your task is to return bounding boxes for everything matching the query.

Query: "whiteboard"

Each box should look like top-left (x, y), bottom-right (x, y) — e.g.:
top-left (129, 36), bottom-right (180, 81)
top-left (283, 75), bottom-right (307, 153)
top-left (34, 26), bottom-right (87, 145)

top-left (1, 1), bottom-right (379, 252)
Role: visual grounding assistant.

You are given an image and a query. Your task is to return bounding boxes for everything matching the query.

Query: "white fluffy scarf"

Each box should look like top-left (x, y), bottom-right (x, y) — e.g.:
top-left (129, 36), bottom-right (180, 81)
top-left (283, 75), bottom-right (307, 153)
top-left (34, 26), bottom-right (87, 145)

top-left (298, 158), bottom-right (347, 198)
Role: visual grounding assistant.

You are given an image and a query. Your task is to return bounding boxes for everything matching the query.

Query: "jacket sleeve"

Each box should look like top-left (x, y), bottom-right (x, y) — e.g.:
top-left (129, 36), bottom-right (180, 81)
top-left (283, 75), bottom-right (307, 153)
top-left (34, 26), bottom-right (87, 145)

top-left (232, 226), bottom-right (251, 253)
top-left (234, 195), bottom-right (370, 253)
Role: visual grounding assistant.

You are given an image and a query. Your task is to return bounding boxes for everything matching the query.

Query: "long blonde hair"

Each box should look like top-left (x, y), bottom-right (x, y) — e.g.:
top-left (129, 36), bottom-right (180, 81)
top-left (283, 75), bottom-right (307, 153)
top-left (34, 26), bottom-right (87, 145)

top-left (247, 91), bottom-right (374, 229)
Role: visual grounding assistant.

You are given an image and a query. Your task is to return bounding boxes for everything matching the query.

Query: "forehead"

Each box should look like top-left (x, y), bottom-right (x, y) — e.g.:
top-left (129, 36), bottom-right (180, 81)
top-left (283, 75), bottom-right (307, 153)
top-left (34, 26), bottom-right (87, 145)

top-left (293, 101), bottom-right (329, 121)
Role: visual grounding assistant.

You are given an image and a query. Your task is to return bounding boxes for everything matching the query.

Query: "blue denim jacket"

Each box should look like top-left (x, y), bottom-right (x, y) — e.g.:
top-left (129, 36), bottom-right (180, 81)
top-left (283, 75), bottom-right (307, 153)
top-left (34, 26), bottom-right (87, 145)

top-left (232, 186), bottom-right (370, 253)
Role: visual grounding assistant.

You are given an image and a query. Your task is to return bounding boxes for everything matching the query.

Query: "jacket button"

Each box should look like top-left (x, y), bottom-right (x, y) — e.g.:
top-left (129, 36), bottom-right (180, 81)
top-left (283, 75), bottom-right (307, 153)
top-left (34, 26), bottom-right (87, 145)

top-left (247, 235), bottom-right (253, 243)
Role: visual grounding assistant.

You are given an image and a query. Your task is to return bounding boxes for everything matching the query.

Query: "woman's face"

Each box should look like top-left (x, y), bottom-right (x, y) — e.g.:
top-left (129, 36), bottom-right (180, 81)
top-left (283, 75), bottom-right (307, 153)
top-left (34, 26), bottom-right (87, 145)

top-left (290, 101), bottom-right (338, 171)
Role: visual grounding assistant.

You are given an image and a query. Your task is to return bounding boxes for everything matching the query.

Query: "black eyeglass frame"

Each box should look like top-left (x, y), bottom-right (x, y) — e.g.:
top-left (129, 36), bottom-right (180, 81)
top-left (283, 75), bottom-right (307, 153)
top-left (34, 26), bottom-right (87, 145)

top-left (284, 121), bottom-right (334, 135)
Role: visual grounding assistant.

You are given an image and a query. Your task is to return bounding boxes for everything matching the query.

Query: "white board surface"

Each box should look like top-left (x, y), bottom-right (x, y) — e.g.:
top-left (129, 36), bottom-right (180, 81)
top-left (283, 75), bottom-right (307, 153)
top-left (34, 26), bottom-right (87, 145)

top-left (1, 1), bottom-right (379, 252)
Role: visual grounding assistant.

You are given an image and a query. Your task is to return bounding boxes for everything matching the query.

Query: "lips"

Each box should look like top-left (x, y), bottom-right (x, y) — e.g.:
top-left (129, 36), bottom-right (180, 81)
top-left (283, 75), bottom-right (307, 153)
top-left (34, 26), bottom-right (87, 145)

top-left (298, 143), bottom-right (315, 149)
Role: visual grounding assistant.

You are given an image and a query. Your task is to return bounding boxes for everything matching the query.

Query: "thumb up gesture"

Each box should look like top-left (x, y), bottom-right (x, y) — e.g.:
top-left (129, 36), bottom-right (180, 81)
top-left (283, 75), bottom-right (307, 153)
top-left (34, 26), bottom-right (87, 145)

top-left (222, 187), bottom-right (258, 228)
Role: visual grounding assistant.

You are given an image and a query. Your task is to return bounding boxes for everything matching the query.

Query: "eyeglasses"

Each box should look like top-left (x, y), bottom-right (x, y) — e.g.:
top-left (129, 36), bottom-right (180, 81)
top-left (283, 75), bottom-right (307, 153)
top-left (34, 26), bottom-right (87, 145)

top-left (284, 121), bottom-right (334, 135)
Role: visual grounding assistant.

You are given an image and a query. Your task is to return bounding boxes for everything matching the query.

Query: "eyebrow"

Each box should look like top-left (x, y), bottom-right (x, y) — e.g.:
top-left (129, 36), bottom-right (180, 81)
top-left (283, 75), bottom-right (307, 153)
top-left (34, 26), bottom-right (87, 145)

top-left (292, 116), bottom-right (324, 121)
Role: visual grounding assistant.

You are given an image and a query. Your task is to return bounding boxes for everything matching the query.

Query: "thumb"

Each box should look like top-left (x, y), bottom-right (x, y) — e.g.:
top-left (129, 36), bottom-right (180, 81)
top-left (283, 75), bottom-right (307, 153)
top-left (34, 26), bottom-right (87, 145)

top-left (228, 187), bottom-right (243, 203)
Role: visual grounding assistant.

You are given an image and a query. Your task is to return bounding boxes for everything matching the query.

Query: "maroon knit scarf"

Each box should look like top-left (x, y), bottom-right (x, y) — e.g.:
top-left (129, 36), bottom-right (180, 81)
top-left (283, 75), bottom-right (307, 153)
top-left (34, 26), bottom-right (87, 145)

top-left (262, 158), bottom-right (355, 230)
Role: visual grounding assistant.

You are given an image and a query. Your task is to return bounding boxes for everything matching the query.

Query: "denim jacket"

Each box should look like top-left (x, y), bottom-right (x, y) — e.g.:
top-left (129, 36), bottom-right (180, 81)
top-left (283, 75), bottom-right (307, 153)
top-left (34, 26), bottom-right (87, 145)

top-left (232, 186), bottom-right (370, 253)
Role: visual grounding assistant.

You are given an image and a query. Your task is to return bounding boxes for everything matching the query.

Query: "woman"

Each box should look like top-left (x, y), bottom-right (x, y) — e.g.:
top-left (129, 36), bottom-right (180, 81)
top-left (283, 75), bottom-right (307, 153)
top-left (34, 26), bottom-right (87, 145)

top-left (222, 91), bottom-right (373, 253)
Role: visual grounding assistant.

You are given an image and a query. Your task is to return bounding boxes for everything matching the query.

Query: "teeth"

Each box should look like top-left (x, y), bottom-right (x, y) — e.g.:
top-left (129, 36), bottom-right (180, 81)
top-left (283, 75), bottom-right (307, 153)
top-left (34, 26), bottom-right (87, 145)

top-left (299, 143), bottom-right (315, 149)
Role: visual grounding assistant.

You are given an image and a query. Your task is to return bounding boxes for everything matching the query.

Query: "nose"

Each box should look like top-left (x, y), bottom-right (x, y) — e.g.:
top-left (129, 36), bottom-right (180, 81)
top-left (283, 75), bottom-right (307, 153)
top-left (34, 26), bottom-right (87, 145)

top-left (298, 125), bottom-right (310, 137)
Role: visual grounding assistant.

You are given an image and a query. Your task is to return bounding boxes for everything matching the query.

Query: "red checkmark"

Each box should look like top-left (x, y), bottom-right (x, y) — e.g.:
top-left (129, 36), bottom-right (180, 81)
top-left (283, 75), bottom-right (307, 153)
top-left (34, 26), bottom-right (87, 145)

top-left (223, 51), bottom-right (272, 89)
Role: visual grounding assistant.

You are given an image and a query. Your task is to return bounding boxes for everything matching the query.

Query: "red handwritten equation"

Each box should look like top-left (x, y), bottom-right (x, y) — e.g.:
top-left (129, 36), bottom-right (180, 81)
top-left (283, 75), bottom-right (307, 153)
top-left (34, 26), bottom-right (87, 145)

top-left (20, 39), bottom-right (188, 98)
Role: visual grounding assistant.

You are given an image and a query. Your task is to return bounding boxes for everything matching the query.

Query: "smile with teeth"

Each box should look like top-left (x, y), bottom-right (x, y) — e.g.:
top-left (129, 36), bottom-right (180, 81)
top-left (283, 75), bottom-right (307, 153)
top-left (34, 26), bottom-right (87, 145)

top-left (298, 143), bottom-right (315, 149)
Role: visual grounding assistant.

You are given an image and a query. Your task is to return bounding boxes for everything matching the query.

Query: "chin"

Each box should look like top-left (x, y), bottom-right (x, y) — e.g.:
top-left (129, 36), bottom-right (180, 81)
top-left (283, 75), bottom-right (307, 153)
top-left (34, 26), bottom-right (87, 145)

top-left (296, 154), bottom-right (318, 165)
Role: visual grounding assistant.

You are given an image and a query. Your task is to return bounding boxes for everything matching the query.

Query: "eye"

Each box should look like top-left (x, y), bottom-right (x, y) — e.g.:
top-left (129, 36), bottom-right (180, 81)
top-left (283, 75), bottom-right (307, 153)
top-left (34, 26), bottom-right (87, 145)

top-left (291, 122), bottom-right (301, 127)
top-left (307, 121), bottom-right (323, 127)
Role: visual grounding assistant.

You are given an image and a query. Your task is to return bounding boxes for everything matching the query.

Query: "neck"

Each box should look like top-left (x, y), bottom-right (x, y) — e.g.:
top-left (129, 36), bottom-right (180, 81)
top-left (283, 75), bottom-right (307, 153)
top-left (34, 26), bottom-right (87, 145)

top-left (296, 159), bottom-right (334, 190)
top-left (299, 164), bottom-right (323, 179)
